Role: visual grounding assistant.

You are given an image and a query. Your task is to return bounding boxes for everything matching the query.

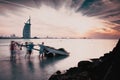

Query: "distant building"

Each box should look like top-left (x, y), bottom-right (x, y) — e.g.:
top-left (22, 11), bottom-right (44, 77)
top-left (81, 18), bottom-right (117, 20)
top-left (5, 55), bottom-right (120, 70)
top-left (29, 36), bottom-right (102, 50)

top-left (23, 17), bottom-right (31, 39)
top-left (10, 34), bottom-right (16, 38)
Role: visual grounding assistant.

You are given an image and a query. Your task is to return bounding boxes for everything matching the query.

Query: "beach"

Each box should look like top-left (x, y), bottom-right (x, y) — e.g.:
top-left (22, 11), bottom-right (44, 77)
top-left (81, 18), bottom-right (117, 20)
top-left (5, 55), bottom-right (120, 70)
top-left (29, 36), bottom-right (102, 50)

top-left (0, 39), bottom-right (118, 80)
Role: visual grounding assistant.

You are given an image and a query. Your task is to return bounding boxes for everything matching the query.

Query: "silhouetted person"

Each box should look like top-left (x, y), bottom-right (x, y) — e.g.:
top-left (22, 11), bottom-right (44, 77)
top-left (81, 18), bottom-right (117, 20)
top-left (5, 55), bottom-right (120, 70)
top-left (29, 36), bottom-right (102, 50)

top-left (25, 42), bottom-right (29, 58)
top-left (10, 41), bottom-right (16, 61)
top-left (14, 42), bottom-right (22, 60)
top-left (38, 42), bottom-right (45, 59)
top-left (27, 42), bottom-right (34, 59)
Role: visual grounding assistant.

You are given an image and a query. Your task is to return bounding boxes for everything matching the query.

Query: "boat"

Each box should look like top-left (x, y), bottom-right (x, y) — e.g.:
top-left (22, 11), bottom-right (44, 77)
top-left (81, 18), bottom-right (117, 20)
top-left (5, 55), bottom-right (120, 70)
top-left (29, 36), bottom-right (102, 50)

top-left (34, 45), bottom-right (69, 57)
top-left (44, 46), bottom-right (69, 56)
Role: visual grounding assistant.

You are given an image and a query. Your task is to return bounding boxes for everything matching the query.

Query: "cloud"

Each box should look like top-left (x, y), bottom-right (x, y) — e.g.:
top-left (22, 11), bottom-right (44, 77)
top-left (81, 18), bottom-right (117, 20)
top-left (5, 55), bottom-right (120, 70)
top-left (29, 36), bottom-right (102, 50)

top-left (76, 0), bottom-right (120, 20)
top-left (111, 26), bottom-right (120, 32)
top-left (111, 20), bottom-right (120, 24)
top-left (0, 0), bottom-right (120, 18)
top-left (90, 32), bottom-right (120, 39)
top-left (87, 28), bottom-right (120, 39)
top-left (0, 0), bottom-right (120, 38)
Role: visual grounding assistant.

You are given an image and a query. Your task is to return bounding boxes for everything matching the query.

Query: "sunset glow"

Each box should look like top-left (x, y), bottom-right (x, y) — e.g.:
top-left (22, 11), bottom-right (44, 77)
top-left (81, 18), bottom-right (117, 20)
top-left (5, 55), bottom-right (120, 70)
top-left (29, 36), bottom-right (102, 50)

top-left (0, 0), bottom-right (120, 38)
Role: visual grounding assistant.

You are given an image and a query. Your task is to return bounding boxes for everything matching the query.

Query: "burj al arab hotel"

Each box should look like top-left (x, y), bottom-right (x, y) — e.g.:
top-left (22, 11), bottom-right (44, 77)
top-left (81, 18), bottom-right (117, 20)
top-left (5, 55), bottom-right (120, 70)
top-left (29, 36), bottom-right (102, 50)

top-left (23, 17), bottom-right (31, 39)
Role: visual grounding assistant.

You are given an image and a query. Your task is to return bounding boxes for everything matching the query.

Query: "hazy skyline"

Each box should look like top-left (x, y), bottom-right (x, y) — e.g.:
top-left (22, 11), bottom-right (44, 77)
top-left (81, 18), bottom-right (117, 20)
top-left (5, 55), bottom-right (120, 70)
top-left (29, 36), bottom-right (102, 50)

top-left (0, 0), bottom-right (120, 38)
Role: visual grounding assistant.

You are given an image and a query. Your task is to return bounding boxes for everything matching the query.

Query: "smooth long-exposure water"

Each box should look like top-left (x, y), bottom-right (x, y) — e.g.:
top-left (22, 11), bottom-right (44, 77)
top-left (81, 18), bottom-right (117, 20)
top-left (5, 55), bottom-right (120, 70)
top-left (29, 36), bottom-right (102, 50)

top-left (0, 39), bottom-right (118, 80)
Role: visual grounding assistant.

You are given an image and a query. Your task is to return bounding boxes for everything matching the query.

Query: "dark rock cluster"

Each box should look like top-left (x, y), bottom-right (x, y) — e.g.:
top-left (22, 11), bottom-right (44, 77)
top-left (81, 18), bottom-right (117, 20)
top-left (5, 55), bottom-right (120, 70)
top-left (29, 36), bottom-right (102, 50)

top-left (49, 39), bottom-right (120, 80)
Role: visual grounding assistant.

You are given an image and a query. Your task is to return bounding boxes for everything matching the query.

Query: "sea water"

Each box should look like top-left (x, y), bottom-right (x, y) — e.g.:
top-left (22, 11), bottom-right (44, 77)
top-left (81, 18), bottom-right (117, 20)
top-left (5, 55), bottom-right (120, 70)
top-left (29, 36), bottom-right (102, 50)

top-left (0, 39), bottom-right (118, 80)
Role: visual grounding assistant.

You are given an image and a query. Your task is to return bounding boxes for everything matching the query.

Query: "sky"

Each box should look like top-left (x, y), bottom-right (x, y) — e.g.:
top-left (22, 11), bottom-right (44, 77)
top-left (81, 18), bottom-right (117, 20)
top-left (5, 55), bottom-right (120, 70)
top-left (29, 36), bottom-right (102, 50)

top-left (0, 0), bottom-right (120, 39)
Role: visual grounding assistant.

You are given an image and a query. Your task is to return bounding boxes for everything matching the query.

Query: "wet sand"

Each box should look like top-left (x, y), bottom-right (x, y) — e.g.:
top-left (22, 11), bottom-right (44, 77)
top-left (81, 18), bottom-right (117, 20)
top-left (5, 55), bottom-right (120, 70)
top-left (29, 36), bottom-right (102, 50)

top-left (0, 56), bottom-right (67, 80)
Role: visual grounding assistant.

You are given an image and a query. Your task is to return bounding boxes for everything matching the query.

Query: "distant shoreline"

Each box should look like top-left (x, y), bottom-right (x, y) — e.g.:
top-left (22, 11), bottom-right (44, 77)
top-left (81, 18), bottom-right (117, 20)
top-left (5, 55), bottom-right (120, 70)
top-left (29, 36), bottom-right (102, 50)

top-left (0, 37), bottom-right (118, 39)
top-left (0, 38), bottom-right (40, 39)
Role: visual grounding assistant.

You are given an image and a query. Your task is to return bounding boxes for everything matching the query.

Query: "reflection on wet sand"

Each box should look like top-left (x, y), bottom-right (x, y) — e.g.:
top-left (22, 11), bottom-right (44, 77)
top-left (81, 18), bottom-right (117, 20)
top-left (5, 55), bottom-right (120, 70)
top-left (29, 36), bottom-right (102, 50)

top-left (39, 56), bottom-right (68, 68)
top-left (10, 60), bottom-right (25, 80)
top-left (27, 59), bottom-right (35, 73)
top-left (0, 56), bottom-right (68, 80)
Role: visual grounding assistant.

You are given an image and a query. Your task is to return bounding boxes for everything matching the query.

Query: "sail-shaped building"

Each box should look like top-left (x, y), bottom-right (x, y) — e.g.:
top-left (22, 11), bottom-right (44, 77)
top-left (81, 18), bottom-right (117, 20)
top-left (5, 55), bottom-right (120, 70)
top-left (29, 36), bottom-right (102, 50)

top-left (23, 17), bottom-right (31, 39)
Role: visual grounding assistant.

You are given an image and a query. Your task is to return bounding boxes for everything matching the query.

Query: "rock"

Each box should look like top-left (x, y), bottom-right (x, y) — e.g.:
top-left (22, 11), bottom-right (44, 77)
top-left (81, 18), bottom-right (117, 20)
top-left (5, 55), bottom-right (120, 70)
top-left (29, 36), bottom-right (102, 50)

top-left (56, 70), bottom-right (61, 75)
top-left (49, 39), bottom-right (120, 80)
top-left (104, 39), bottom-right (120, 80)
top-left (78, 61), bottom-right (93, 71)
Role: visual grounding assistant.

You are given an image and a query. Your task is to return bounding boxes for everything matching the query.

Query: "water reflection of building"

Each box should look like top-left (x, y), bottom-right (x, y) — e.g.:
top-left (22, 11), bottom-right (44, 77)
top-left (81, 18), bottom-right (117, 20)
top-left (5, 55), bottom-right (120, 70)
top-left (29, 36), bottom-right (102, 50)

top-left (23, 17), bottom-right (31, 39)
